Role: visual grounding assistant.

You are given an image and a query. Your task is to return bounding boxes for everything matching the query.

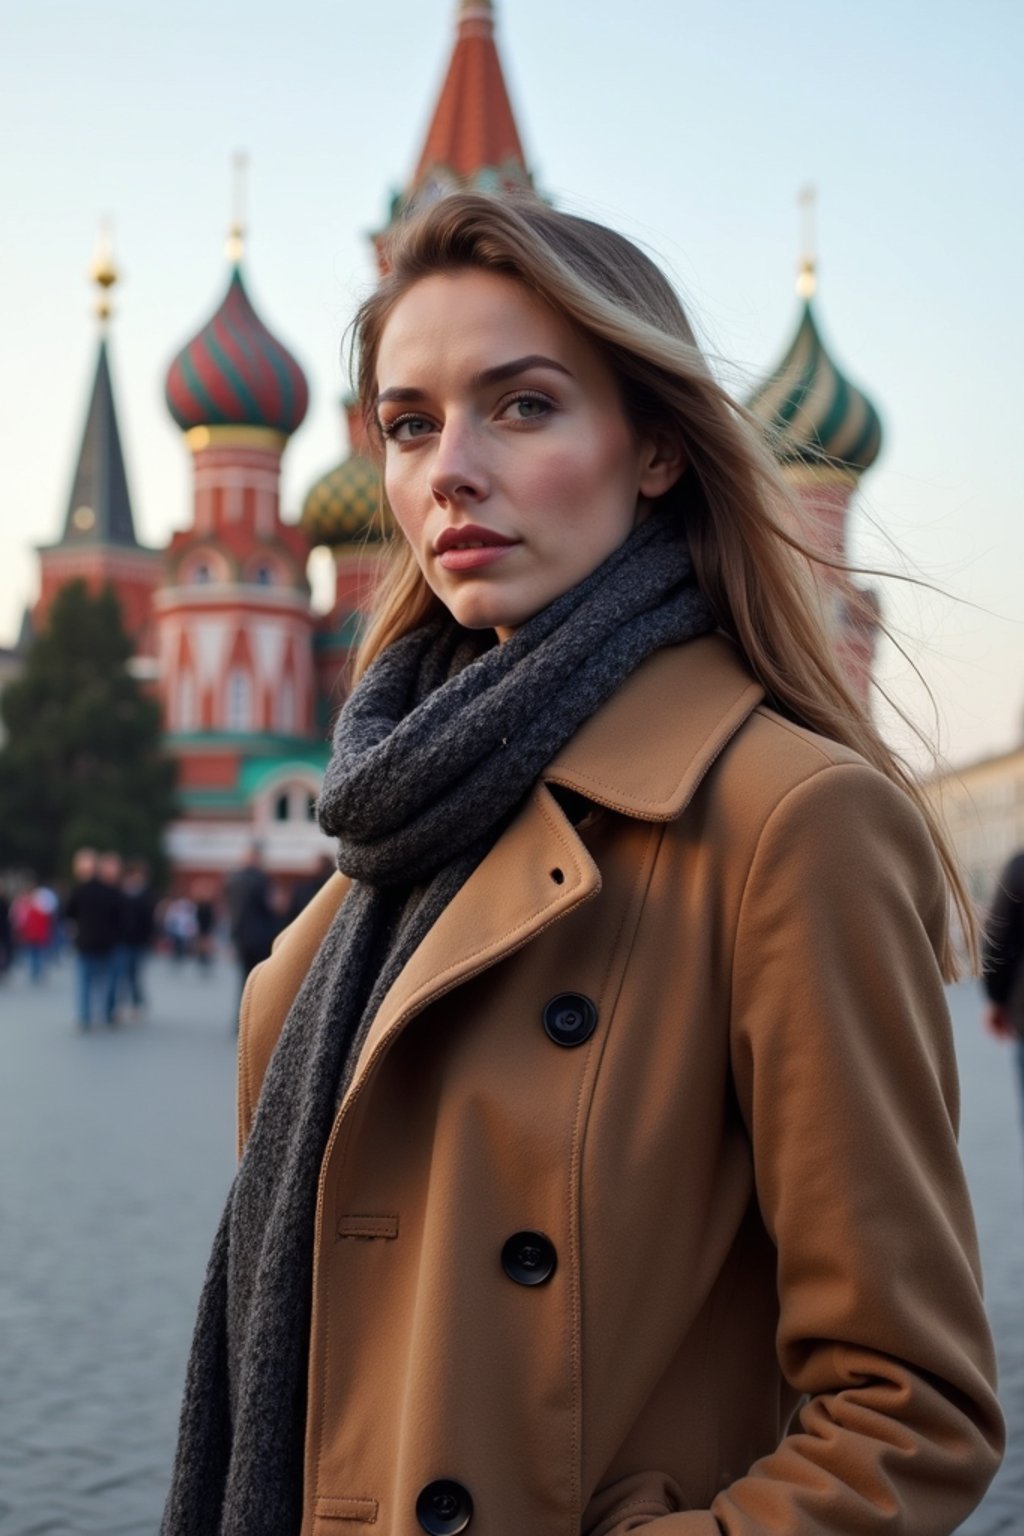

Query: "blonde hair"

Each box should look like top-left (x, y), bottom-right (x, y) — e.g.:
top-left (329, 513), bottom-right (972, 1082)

top-left (349, 192), bottom-right (974, 977)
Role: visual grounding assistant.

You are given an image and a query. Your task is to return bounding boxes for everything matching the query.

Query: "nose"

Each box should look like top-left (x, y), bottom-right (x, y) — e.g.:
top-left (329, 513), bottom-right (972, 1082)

top-left (429, 419), bottom-right (489, 507)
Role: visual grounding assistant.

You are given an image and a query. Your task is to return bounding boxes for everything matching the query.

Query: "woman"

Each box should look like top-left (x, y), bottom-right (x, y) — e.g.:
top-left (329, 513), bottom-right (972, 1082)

top-left (164, 194), bottom-right (1003, 1535)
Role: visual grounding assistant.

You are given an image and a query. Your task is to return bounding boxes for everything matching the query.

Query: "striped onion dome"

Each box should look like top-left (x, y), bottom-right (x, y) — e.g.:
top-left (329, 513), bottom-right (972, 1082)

top-left (746, 298), bottom-right (882, 475)
top-left (300, 452), bottom-right (392, 548)
top-left (165, 264), bottom-right (309, 437)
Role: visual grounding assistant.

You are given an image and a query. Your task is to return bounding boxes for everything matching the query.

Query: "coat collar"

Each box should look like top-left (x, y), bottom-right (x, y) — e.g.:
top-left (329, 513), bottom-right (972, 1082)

top-left (542, 632), bottom-right (765, 822)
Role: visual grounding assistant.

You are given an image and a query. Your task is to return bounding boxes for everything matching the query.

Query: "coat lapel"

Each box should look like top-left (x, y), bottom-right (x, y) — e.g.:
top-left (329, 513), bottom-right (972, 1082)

top-left (342, 781), bottom-right (601, 1104)
top-left (339, 633), bottom-right (765, 1106)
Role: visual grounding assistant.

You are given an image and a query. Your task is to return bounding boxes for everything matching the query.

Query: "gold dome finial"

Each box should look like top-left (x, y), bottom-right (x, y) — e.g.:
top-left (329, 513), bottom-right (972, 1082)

top-left (226, 150), bottom-right (249, 264)
top-left (89, 216), bottom-right (120, 326)
top-left (796, 184), bottom-right (817, 300)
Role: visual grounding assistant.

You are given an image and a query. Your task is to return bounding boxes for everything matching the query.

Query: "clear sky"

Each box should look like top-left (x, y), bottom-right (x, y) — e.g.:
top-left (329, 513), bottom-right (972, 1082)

top-left (2, 0), bottom-right (1021, 769)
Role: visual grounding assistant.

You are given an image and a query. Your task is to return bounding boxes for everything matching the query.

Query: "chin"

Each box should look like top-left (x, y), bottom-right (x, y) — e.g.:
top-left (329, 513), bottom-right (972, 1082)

top-left (443, 585), bottom-right (543, 635)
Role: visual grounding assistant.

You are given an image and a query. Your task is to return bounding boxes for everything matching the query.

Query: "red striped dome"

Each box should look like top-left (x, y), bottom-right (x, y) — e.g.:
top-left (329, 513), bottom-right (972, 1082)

top-left (165, 264), bottom-right (309, 437)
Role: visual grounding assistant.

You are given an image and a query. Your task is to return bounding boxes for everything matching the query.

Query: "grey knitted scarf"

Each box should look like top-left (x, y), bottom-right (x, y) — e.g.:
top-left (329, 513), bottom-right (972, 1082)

top-left (162, 512), bottom-right (715, 1535)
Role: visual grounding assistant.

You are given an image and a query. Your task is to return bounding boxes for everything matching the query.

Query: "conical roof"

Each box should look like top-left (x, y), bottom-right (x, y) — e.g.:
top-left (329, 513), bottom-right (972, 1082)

top-left (165, 263), bottom-right (309, 437)
top-left (375, 0), bottom-right (532, 241)
top-left (413, 1), bottom-right (530, 196)
top-left (59, 338), bottom-right (139, 547)
top-left (746, 298), bottom-right (882, 476)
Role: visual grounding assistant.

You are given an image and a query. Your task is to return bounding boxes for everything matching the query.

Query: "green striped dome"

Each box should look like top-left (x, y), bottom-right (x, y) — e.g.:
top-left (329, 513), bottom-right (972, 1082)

top-left (300, 453), bottom-right (392, 548)
top-left (746, 300), bottom-right (882, 475)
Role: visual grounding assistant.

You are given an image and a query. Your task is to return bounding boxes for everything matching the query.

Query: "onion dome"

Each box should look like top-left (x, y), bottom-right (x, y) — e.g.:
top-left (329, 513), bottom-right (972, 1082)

top-left (746, 273), bottom-right (882, 476)
top-left (165, 261), bottom-right (309, 437)
top-left (300, 401), bottom-right (392, 548)
top-left (301, 455), bottom-right (390, 548)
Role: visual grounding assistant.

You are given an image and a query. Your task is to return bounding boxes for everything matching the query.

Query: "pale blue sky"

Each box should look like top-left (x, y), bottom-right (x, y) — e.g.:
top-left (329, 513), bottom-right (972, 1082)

top-left (2, 0), bottom-right (1021, 767)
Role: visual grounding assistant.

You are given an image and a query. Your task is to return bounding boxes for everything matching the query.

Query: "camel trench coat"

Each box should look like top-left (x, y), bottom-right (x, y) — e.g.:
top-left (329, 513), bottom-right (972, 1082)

top-left (238, 634), bottom-right (1002, 1536)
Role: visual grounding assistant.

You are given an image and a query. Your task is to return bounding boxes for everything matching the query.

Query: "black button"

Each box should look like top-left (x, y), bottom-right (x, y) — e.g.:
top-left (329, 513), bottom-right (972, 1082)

top-left (543, 993), bottom-right (597, 1047)
top-left (502, 1230), bottom-right (557, 1286)
top-left (416, 1479), bottom-right (473, 1535)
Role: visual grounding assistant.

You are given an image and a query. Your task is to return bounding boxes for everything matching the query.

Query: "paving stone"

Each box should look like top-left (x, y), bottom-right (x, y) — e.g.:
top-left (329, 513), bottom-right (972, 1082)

top-left (0, 959), bottom-right (1019, 1533)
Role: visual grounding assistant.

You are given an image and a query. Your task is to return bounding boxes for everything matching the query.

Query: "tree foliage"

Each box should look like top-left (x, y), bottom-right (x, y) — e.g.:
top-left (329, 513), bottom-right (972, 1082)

top-left (0, 581), bottom-right (176, 881)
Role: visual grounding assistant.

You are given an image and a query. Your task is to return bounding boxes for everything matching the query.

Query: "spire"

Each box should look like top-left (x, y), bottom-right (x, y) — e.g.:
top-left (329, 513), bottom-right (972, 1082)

top-left (89, 218), bottom-right (119, 326)
top-left (796, 184), bottom-right (817, 300)
top-left (226, 150), bottom-right (248, 266)
top-left (59, 228), bottom-right (139, 547)
top-left (410, 0), bottom-right (531, 203)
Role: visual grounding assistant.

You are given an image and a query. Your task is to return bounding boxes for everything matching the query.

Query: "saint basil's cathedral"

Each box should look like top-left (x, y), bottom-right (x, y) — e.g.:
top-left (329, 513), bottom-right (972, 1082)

top-left (29, 0), bottom-right (883, 895)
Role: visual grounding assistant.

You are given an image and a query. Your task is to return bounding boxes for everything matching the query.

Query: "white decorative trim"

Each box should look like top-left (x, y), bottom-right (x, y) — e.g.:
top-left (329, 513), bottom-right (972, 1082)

top-left (154, 585), bottom-right (311, 615)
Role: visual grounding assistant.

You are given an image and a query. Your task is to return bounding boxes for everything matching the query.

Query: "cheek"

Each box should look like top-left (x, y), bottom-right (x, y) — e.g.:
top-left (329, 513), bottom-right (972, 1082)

top-left (517, 442), bottom-right (601, 507)
top-left (519, 427), bottom-right (637, 527)
top-left (383, 461), bottom-right (428, 547)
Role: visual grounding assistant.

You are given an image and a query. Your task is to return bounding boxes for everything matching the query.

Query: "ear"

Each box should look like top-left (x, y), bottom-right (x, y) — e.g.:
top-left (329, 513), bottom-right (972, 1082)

top-left (637, 430), bottom-right (687, 499)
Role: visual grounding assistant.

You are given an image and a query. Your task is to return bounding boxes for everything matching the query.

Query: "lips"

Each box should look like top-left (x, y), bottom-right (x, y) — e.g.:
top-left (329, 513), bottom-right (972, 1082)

top-left (434, 523), bottom-right (518, 555)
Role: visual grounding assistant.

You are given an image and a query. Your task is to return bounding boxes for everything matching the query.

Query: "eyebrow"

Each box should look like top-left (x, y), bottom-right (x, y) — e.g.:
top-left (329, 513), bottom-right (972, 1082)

top-left (375, 353), bottom-right (574, 408)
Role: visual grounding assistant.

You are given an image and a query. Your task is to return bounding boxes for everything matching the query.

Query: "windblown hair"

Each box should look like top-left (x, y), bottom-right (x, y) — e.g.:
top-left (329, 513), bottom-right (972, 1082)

top-left (349, 192), bottom-right (973, 977)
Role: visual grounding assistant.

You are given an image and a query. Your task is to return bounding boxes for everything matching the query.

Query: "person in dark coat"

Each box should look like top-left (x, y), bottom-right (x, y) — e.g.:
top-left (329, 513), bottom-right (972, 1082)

top-left (64, 847), bottom-right (123, 1029)
top-left (981, 849), bottom-right (1024, 1131)
top-left (226, 845), bottom-right (282, 996)
top-left (0, 889), bottom-right (13, 977)
top-left (113, 861), bottom-right (156, 1021)
top-left (192, 879), bottom-right (218, 970)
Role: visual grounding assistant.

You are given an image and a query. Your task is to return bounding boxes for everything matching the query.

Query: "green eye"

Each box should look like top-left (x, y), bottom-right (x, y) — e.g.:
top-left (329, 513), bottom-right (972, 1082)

top-left (503, 392), bottom-right (552, 422)
top-left (383, 414), bottom-right (433, 442)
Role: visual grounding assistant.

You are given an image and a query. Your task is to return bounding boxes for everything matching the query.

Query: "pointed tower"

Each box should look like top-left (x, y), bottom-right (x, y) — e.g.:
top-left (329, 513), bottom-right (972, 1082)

top-left (746, 189), bottom-right (883, 710)
top-left (302, 0), bottom-right (535, 719)
top-left (36, 228), bottom-right (161, 652)
top-left (373, 0), bottom-right (535, 265)
top-left (157, 176), bottom-right (328, 883)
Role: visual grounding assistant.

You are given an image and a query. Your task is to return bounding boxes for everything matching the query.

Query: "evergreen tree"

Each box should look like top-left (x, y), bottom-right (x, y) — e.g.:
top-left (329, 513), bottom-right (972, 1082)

top-left (0, 581), bottom-right (176, 880)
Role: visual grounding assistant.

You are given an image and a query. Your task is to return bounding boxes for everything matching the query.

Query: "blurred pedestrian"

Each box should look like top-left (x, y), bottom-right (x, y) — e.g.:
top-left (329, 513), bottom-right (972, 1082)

top-left (11, 884), bottom-right (55, 982)
top-left (192, 880), bottom-right (218, 970)
top-left (113, 861), bottom-right (156, 1021)
top-left (64, 847), bottom-right (121, 1029)
top-left (981, 849), bottom-right (1024, 1133)
top-left (165, 896), bottom-right (198, 962)
top-left (226, 844), bottom-right (282, 996)
top-left (0, 888), bottom-right (11, 977)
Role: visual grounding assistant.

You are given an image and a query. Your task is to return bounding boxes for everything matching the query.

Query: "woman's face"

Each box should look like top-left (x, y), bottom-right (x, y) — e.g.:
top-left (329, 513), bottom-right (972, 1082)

top-left (374, 268), bottom-right (683, 638)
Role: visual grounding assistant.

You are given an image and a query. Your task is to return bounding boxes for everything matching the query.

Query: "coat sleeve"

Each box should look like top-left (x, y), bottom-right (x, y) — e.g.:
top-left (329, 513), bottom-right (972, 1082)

top-left (590, 762), bottom-right (1003, 1536)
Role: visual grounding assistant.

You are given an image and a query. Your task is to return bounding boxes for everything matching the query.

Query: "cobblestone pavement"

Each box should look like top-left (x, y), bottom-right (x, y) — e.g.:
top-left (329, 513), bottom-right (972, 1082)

top-left (0, 959), bottom-right (1020, 1534)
